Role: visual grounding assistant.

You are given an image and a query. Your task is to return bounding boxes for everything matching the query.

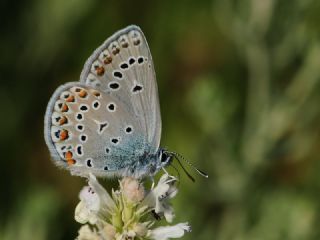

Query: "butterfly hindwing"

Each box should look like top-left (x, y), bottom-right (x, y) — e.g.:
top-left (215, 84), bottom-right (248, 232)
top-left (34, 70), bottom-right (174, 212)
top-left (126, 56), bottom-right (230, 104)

top-left (44, 82), bottom-right (153, 177)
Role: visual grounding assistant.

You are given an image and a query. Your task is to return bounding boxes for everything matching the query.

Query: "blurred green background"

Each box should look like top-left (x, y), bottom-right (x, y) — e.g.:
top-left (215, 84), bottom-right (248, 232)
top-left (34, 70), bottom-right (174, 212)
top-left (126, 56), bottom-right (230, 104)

top-left (1, 0), bottom-right (320, 239)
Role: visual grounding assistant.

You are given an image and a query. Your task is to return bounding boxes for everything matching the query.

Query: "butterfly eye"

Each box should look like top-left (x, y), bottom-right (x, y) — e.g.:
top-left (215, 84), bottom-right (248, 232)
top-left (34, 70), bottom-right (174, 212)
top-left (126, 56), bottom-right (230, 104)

top-left (161, 153), bottom-right (168, 162)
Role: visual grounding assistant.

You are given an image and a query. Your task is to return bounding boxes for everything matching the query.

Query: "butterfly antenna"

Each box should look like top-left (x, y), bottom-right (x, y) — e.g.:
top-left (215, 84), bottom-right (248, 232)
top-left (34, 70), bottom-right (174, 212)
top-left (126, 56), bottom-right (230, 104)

top-left (174, 156), bottom-right (195, 182)
top-left (171, 151), bottom-right (209, 179)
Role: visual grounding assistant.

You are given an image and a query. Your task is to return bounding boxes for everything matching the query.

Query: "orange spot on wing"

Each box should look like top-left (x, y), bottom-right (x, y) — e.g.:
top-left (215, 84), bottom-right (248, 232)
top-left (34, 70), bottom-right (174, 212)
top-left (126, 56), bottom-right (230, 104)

top-left (133, 39), bottom-right (140, 45)
top-left (66, 95), bottom-right (75, 102)
top-left (121, 42), bottom-right (129, 48)
top-left (112, 47), bottom-right (120, 55)
top-left (59, 116), bottom-right (68, 125)
top-left (59, 129), bottom-right (69, 140)
top-left (104, 56), bottom-right (112, 64)
top-left (65, 151), bottom-right (72, 159)
top-left (78, 90), bottom-right (87, 98)
top-left (65, 151), bottom-right (75, 165)
top-left (95, 66), bottom-right (105, 76)
top-left (67, 158), bottom-right (76, 165)
top-left (92, 91), bottom-right (101, 97)
top-left (61, 104), bottom-right (69, 112)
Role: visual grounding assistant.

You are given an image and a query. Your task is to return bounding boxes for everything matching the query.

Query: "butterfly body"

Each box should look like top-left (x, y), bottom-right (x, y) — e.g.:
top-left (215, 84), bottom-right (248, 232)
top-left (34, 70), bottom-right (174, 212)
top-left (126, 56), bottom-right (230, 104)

top-left (44, 25), bottom-right (172, 179)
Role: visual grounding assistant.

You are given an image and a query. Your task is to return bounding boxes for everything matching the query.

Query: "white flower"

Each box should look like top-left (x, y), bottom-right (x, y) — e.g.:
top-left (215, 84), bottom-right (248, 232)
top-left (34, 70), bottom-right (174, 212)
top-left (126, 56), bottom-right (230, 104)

top-left (76, 225), bottom-right (100, 240)
top-left (147, 222), bottom-right (191, 240)
top-left (73, 173), bottom-right (190, 240)
top-left (143, 174), bottom-right (178, 222)
top-left (75, 173), bottom-right (116, 225)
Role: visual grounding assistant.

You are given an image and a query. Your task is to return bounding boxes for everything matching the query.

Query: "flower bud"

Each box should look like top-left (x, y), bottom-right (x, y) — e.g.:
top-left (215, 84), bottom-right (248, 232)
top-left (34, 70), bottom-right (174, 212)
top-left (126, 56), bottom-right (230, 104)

top-left (121, 177), bottom-right (145, 203)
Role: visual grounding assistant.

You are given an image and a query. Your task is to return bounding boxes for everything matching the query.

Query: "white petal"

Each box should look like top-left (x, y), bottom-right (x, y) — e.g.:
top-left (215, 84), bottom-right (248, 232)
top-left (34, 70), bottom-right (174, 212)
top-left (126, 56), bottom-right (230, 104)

top-left (163, 205), bottom-right (175, 223)
top-left (158, 173), bottom-right (170, 183)
top-left (156, 175), bottom-right (178, 200)
top-left (76, 225), bottom-right (100, 240)
top-left (142, 173), bottom-right (178, 223)
top-left (167, 187), bottom-right (178, 199)
top-left (156, 184), bottom-right (170, 198)
top-left (154, 201), bottom-right (175, 223)
top-left (88, 173), bottom-right (116, 212)
top-left (143, 174), bottom-right (177, 207)
top-left (75, 174), bottom-right (117, 224)
top-left (74, 201), bottom-right (98, 224)
top-left (148, 223), bottom-right (191, 240)
top-left (79, 186), bottom-right (100, 212)
top-left (162, 174), bottom-right (178, 185)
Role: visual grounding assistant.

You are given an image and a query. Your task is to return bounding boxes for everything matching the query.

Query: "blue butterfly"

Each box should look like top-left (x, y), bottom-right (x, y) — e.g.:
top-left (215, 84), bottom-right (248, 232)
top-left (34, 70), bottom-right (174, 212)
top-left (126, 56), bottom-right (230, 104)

top-left (44, 25), bottom-right (207, 180)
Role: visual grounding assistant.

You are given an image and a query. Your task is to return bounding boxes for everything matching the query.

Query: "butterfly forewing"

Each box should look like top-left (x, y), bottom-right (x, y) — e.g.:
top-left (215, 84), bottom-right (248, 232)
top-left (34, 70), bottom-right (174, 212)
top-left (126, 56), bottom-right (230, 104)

top-left (79, 25), bottom-right (162, 150)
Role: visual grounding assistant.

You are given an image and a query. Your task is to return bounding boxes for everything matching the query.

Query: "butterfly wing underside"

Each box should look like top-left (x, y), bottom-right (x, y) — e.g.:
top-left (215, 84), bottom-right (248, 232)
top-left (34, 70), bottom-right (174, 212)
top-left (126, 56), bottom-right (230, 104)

top-left (44, 25), bottom-right (162, 178)
top-left (44, 82), bottom-right (155, 177)
top-left (80, 25), bottom-right (162, 149)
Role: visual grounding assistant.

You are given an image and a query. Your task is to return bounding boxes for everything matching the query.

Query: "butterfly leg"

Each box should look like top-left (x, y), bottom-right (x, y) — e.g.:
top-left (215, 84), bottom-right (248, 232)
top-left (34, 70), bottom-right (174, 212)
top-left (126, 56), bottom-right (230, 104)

top-left (149, 176), bottom-right (155, 189)
top-left (162, 167), bottom-right (170, 176)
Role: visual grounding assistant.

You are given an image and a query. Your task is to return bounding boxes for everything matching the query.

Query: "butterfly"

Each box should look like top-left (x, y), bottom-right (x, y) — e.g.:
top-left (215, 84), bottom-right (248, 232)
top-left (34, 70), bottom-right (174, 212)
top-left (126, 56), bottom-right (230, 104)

top-left (44, 25), bottom-right (176, 179)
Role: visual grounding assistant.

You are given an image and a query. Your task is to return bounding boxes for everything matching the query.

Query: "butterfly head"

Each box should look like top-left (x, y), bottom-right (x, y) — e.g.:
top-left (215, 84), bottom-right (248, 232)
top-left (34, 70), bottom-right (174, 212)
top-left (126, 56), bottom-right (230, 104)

top-left (157, 148), bottom-right (174, 169)
top-left (136, 149), bottom-right (172, 178)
